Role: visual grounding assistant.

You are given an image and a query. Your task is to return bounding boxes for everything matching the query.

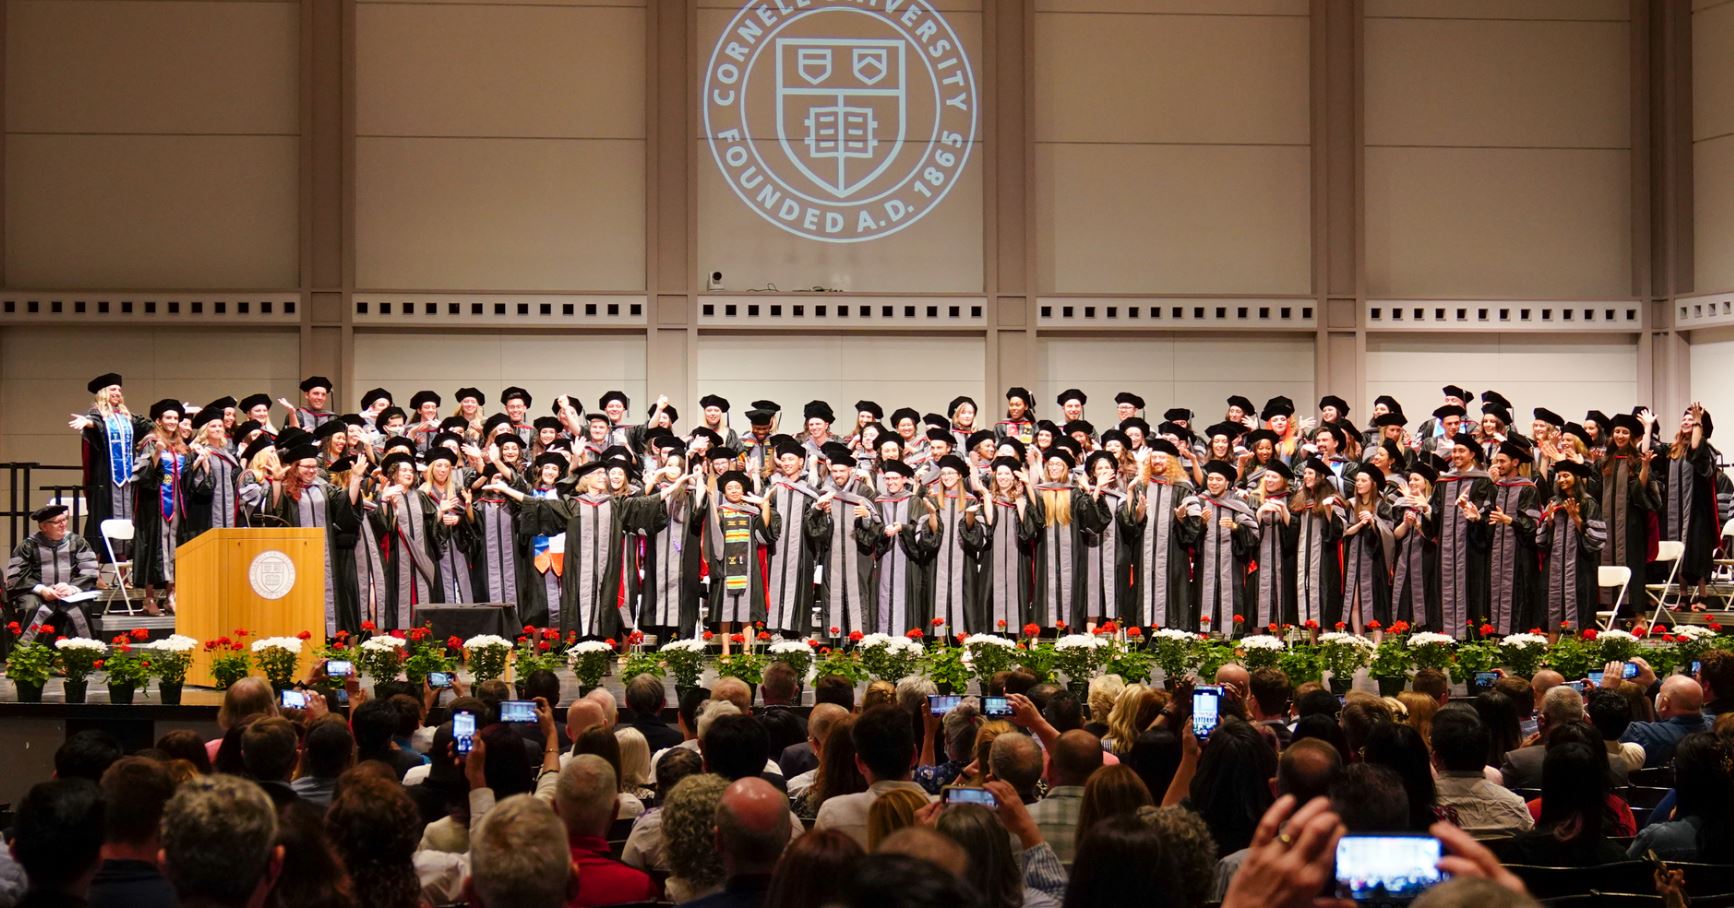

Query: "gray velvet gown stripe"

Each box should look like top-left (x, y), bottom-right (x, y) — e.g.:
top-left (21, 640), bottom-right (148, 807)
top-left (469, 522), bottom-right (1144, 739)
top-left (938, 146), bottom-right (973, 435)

top-left (354, 504), bottom-right (389, 628)
top-left (1431, 470), bottom-right (1492, 636)
top-left (641, 485), bottom-right (700, 633)
top-left (187, 451), bottom-right (243, 534)
top-left (524, 492), bottom-right (666, 638)
top-left (1293, 498), bottom-right (1343, 629)
top-left (386, 489), bottom-right (444, 628)
top-left (1538, 495), bottom-right (1607, 630)
top-left (1486, 479), bottom-right (1542, 634)
top-left (272, 482), bottom-right (362, 637)
top-left (1340, 501), bottom-right (1395, 634)
top-left (8, 532), bottom-right (101, 643)
top-left (766, 477), bottom-right (821, 634)
top-left (1030, 486), bottom-right (1090, 628)
top-left (1597, 455), bottom-right (1654, 614)
top-left (872, 495), bottom-right (916, 633)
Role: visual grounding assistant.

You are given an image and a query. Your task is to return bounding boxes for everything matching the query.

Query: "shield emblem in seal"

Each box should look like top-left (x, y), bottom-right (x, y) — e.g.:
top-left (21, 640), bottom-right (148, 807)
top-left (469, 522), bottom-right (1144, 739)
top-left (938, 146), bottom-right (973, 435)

top-left (248, 551), bottom-right (297, 601)
top-left (775, 37), bottom-right (906, 200)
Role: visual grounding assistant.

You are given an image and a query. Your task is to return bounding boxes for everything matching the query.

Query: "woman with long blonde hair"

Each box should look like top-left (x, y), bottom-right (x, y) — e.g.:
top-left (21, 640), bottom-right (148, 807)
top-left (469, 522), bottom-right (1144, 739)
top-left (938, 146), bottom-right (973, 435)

top-left (1391, 462), bottom-right (1439, 628)
top-left (1031, 447), bottom-right (1096, 630)
top-left (421, 447), bottom-right (476, 604)
top-left (1102, 684), bottom-right (1156, 755)
top-left (923, 454), bottom-right (983, 633)
top-left (1120, 439), bottom-right (1201, 629)
top-left (973, 457), bottom-right (1037, 632)
top-left (1661, 403), bottom-right (1718, 604)
top-left (186, 398), bottom-right (244, 533)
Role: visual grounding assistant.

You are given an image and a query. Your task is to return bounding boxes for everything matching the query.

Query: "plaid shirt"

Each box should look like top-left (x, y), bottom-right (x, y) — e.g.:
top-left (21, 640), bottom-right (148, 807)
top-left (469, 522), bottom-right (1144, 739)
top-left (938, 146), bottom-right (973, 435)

top-left (1027, 785), bottom-right (1085, 867)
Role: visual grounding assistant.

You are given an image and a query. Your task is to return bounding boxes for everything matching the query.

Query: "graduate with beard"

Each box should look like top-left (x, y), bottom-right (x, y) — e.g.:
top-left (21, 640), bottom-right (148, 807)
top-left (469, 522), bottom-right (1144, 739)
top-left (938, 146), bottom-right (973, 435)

top-left (1245, 460), bottom-right (1298, 628)
top-left (1599, 412), bottom-right (1659, 617)
top-left (1538, 459), bottom-right (1608, 630)
top-left (1432, 434), bottom-right (1495, 636)
top-left (1339, 465), bottom-right (1396, 634)
top-left (1480, 440), bottom-right (1543, 635)
top-left (866, 460), bottom-right (939, 634)
top-left (764, 437), bottom-right (823, 636)
top-left (1391, 462), bottom-right (1441, 629)
top-left (1119, 440), bottom-right (1202, 629)
top-left (923, 454), bottom-right (986, 633)
top-left (1290, 458), bottom-right (1344, 630)
top-left (1193, 460), bottom-right (1259, 632)
top-left (696, 469), bottom-right (779, 630)
top-left (268, 441), bottom-right (364, 636)
top-left (804, 448), bottom-right (882, 637)
top-left (1079, 450), bottom-right (1130, 626)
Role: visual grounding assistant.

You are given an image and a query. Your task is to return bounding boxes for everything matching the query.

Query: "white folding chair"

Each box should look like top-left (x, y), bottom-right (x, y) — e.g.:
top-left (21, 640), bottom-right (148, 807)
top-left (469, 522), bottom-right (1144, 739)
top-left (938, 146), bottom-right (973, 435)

top-left (1642, 539), bottom-right (1686, 628)
top-left (1713, 517), bottom-right (1734, 607)
top-left (1596, 565), bottom-right (1632, 630)
top-left (99, 518), bottom-right (137, 615)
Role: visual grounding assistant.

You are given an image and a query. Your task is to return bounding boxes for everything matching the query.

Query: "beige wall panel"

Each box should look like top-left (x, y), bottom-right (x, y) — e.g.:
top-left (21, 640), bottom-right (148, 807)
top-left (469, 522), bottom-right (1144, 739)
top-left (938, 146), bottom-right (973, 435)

top-left (1364, 334), bottom-right (1640, 425)
top-left (1364, 0), bottom-right (1627, 20)
top-left (1036, 335), bottom-right (1316, 422)
top-left (361, 0), bottom-right (642, 5)
top-left (697, 0), bottom-right (975, 9)
top-left (1364, 19), bottom-right (1629, 148)
top-left (1688, 327), bottom-right (1734, 427)
top-left (1034, 12), bottom-right (1308, 144)
top-left (0, 326), bottom-right (300, 468)
top-left (695, 335), bottom-right (985, 421)
top-left (355, 137), bottom-right (644, 291)
top-left (1694, 3), bottom-right (1734, 141)
top-left (1364, 147), bottom-right (1631, 298)
top-left (696, 141), bottom-right (984, 293)
top-left (1036, 144), bottom-right (1311, 295)
top-left (357, 4), bottom-right (643, 139)
top-left (1694, 136), bottom-right (1734, 292)
top-left (1036, 0), bottom-right (1306, 14)
top-left (351, 331), bottom-right (646, 416)
top-left (5, 0), bottom-right (298, 135)
top-left (6, 135), bottom-right (299, 290)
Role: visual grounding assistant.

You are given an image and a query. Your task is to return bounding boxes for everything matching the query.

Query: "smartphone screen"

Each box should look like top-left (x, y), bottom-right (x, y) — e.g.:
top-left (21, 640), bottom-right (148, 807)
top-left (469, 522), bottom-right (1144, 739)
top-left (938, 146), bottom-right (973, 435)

top-left (500, 699), bottom-right (538, 724)
top-left (1472, 671), bottom-right (1497, 693)
top-left (982, 696), bottom-right (1013, 718)
top-left (929, 694), bottom-right (962, 716)
top-left (326, 659), bottom-right (354, 678)
top-left (1335, 834), bottom-right (1445, 902)
top-left (1192, 686), bottom-right (1222, 741)
top-left (1622, 662), bottom-right (1639, 680)
top-left (279, 689), bottom-right (307, 709)
top-left (453, 710), bottom-right (477, 756)
top-left (1588, 669), bottom-right (1604, 685)
top-left (944, 787), bottom-right (999, 808)
top-left (1692, 660), bottom-right (1702, 675)
top-left (428, 671), bottom-right (452, 688)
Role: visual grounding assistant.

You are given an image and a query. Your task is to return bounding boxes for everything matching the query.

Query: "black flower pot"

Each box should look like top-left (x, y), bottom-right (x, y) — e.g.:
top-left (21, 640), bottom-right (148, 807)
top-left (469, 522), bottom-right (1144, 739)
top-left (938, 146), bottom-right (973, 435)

top-left (14, 680), bottom-right (44, 703)
top-left (1375, 676), bottom-right (1406, 697)
top-left (63, 678), bottom-right (88, 704)
top-left (108, 683), bottom-right (137, 706)
top-left (158, 681), bottom-right (184, 705)
top-left (1327, 677), bottom-right (1352, 695)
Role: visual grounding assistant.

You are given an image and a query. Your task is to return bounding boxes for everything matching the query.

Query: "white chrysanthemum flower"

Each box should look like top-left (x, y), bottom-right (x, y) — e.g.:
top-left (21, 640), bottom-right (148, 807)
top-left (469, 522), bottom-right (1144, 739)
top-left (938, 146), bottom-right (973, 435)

top-left (251, 636), bottom-right (303, 654)
top-left (1318, 632), bottom-right (1375, 648)
top-left (661, 638), bottom-right (709, 653)
top-left (150, 634), bottom-right (200, 653)
top-left (1407, 632), bottom-right (1456, 648)
top-left (1240, 634), bottom-right (1286, 651)
top-left (1055, 634), bottom-right (1106, 650)
top-left (964, 633), bottom-right (1015, 648)
top-left (570, 640), bottom-right (614, 655)
top-left (1152, 629), bottom-right (1198, 643)
top-left (769, 640), bottom-right (812, 655)
top-left (464, 634), bottom-right (512, 650)
top-left (1500, 633), bottom-right (1551, 649)
top-left (360, 636), bottom-right (407, 652)
top-left (1673, 625), bottom-right (1717, 640)
top-left (54, 637), bottom-right (107, 653)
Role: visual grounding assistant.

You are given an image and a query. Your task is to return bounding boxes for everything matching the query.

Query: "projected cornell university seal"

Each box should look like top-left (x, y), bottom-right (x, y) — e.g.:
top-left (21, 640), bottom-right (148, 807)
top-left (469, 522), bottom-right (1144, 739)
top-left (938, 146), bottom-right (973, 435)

top-left (703, 0), bottom-right (978, 243)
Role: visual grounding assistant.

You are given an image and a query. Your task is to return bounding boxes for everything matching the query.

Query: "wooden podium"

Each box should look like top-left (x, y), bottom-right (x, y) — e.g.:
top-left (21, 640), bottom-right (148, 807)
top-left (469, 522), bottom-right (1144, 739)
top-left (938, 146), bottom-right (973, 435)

top-left (176, 529), bottom-right (326, 688)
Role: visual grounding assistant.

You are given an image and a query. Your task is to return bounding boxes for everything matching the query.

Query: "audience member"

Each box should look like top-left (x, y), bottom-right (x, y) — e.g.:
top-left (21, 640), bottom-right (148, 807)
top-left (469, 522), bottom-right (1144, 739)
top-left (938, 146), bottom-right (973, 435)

top-left (1126, 728), bottom-right (1182, 802)
top-left (1397, 690), bottom-right (1439, 744)
top-left (154, 728), bottom-right (214, 774)
top-left (1290, 713), bottom-right (1349, 763)
top-left (1412, 668), bottom-right (1450, 705)
top-left (1494, 741), bottom-right (1626, 866)
top-left (293, 717), bottom-right (355, 808)
top-left (1585, 688), bottom-right (1646, 778)
top-left (211, 678), bottom-right (277, 762)
top-left (1499, 684), bottom-right (1585, 789)
top-left (242, 716), bottom-right (302, 806)
top-left (160, 775), bottom-right (284, 908)
top-left (688, 777), bottom-right (794, 908)
top-left (1474, 691), bottom-right (1525, 770)
top-left (987, 732), bottom-right (1044, 804)
top-left (663, 773), bottom-right (730, 902)
top-left (1247, 669), bottom-right (1293, 747)
top-left (1085, 675), bottom-right (1126, 738)
top-left (267, 801), bottom-right (355, 908)
top-left (555, 753), bottom-right (659, 906)
top-left (813, 674), bottom-right (856, 711)
top-left (1330, 763), bottom-right (1413, 834)
top-left (351, 699), bottom-right (420, 779)
top-left (761, 830), bottom-right (862, 908)
top-left (10, 779), bottom-right (105, 907)
top-left (88, 757), bottom-right (176, 908)
top-left (1209, 739), bottom-right (1346, 899)
top-left (1628, 732), bottom-right (1734, 861)
top-left (1178, 719), bottom-right (1275, 853)
top-left (875, 827), bottom-right (968, 877)
top-left (624, 673), bottom-right (682, 751)
top-left (1361, 723), bottom-right (1439, 831)
top-left (324, 774), bottom-right (423, 908)
top-left (915, 699), bottom-right (978, 794)
top-left (1029, 730), bottom-right (1102, 867)
top-left (1103, 684), bottom-right (1155, 754)
top-left (1063, 813), bottom-right (1175, 908)
top-left (54, 730), bottom-right (123, 783)
top-left (1139, 804), bottom-right (1217, 908)
top-left (1699, 650), bottom-right (1734, 718)
top-left (760, 661), bottom-right (809, 759)
top-left (1078, 763), bottom-right (1154, 847)
top-left (1620, 676), bottom-right (1709, 766)
top-left (814, 706), bottom-right (929, 847)
top-left (466, 795), bottom-right (575, 908)
top-left (804, 715), bottom-right (867, 816)
top-left (833, 854), bottom-right (983, 908)
top-left (938, 802), bottom-right (1060, 908)
top-left (621, 746), bottom-right (706, 871)
top-left (1432, 706), bottom-right (1533, 835)
top-left (786, 702), bottom-right (848, 797)
top-left (866, 788), bottom-right (928, 851)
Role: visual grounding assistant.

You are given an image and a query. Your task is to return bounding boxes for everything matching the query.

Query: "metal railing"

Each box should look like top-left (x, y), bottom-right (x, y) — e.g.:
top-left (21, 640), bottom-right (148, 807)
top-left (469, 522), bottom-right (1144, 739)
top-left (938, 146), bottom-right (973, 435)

top-left (3, 462), bottom-right (84, 551)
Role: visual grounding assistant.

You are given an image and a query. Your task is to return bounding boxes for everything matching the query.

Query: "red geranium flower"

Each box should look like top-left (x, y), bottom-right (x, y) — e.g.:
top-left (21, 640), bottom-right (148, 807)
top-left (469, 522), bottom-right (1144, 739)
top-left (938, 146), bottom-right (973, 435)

top-left (298, 630), bottom-right (314, 641)
top-left (1302, 619), bottom-right (1317, 630)
top-left (93, 660), bottom-right (104, 670)
top-left (808, 639), bottom-right (821, 648)
top-left (628, 630), bottom-right (645, 645)
top-left (1582, 628), bottom-right (1599, 641)
top-left (1268, 623), bottom-right (1280, 633)
top-left (1233, 614), bottom-right (1245, 625)
top-left (702, 630), bottom-right (715, 641)
top-left (1200, 616), bottom-right (1212, 625)
top-left (956, 632), bottom-right (969, 643)
top-left (6, 621), bottom-right (20, 635)
top-left (523, 624), bottom-right (536, 635)
top-left (931, 617), bottom-right (946, 627)
top-left (1710, 620), bottom-right (1724, 632)
top-left (361, 621), bottom-right (377, 633)
top-left (730, 633), bottom-right (746, 644)
top-left (538, 641), bottom-right (551, 651)
top-left (1479, 624), bottom-right (1495, 637)
top-left (1022, 623), bottom-right (1040, 637)
top-left (335, 629), bottom-right (350, 640)
top-left (1057, 621), bottom-right (1069, 631)
top-left (233, 628), bottom-right (249, 638)
top-left (130, 627), bottom-right (150, 641)
top-left (849, 630), bottom-right (864, 642)
top-left (820, 647), bottom-right (832, 655)
top-left (1367, 620), bottom-right (1383, 630)
top-left (1334, 621), bottom-right (1347, 630)
top-left (757, 631), bottom-right (772, 642)
top-left (1127, 627), bottom-right (1142, 638)
top-left (1100, 620), bottom-right (1119, 635)
top-left (1529, 627), bottom-right (1544, 634)
top-left (447, 636), bottom-right (463, 650)
top-left (111, 635), bottom-right (129, 646)
top-left (542, 628), bottom-right (560, 640)
top-left (606, 638), bottom-right (617, 647)
top-left (516, 636), bottom-right (528, 645)
top-left (997, 619), bottom-right (1007, 628)
top-left (330, 641), bottom-right (346, 651)
top-left (830, 626), bottom-right (842, 635)
top-left (906, 628), bottom-right (924, 640)
top-left (1632, 625), bottom-right (1648, 638)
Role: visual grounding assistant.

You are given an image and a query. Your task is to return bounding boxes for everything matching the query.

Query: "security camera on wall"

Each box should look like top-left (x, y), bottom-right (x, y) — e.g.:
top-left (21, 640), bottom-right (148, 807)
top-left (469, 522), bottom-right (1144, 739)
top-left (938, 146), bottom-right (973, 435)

top-left (707, 271), bottom-right (724, 291)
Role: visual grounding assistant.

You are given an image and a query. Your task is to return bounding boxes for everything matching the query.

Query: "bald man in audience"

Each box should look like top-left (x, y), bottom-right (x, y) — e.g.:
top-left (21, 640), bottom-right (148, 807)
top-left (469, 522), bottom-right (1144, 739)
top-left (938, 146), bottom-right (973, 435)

top-left (1620, 676), bottom-right (1709, 766)
top-left (1210, 737), bottom-right (1343, 898)
top-left (1215, 663), bottom-right (1250, 700)
top-left (1027, 730), bottom-right (1102, 867)
top-left (554, 754), bottom-right (658, 906)
top-left (687, 777), bottom-right (791, 908)
top-left (784, 703), bottom-right (848, 799)
top-left (558, 700), bottom-right (607, 766)
top-left (584, 688), bottom-right (619, 732)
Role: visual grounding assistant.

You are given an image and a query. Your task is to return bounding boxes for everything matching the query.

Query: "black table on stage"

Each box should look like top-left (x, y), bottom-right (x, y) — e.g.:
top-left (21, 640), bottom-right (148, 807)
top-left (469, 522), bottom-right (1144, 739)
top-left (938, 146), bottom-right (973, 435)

top-left (415, 603), bottom-right (516, 641)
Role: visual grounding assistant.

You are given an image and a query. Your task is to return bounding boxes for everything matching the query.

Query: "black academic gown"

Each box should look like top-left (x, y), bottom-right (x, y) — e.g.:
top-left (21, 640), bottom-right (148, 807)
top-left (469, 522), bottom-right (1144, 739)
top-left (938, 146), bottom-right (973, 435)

top-left (1538, 495), bottom-right (1608, 630)
top-left (1661, 441), bottom-right (1721, 585)
top-left (130, 445), bottom-right (190, 588)
top-left (1486, 478), bottom-right (1543, 635)
top-left (922, 490), bottom-right (986, 634)
top-left (868, 493), bottom-right (939, 634)
top-left (699, 498), bottom-right (781, 626)
top-left (1430, 470), bottom-right (1493, 637)
top-left (524, 491), bottom-right (667, 638)
top-left (270, 481), bottom-right (362, 637)
top-left (1119, 479), bottom-right (1202, 629)
top-left (980, 495), bottom-right (1039, 633)
top-left (1080, 484), bottom-right (1130, 625)
top-left (185, 449), bottom-right (244, 537)
top-left (1340, 500), bottom-right (1396, 634)
top-left (765, 475), bottom-right (823, 636)
top-left (1598, 454), bottom-right (1657, 618)
top-left (641, 482), bottom-right (704, 637)
top-left (1193, 492), bottom-right (1259, 631)
top-left (1246, 493), bottom-right (1299, 628)
top-left (803, 478), bottom-right (882, 637)
top-left (1391, 500), bottom-right (1440, 629)
top-left (471, 470), bottom-right (529, 611)
top-left (382, 488), bottom-right (447, 630)
top-left (80, 409), bottom-right (152, 563)
top-left (1292, 494), bottom-right (1344, 631)
top-left (1030, 486), bottom-right (1094, 629)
